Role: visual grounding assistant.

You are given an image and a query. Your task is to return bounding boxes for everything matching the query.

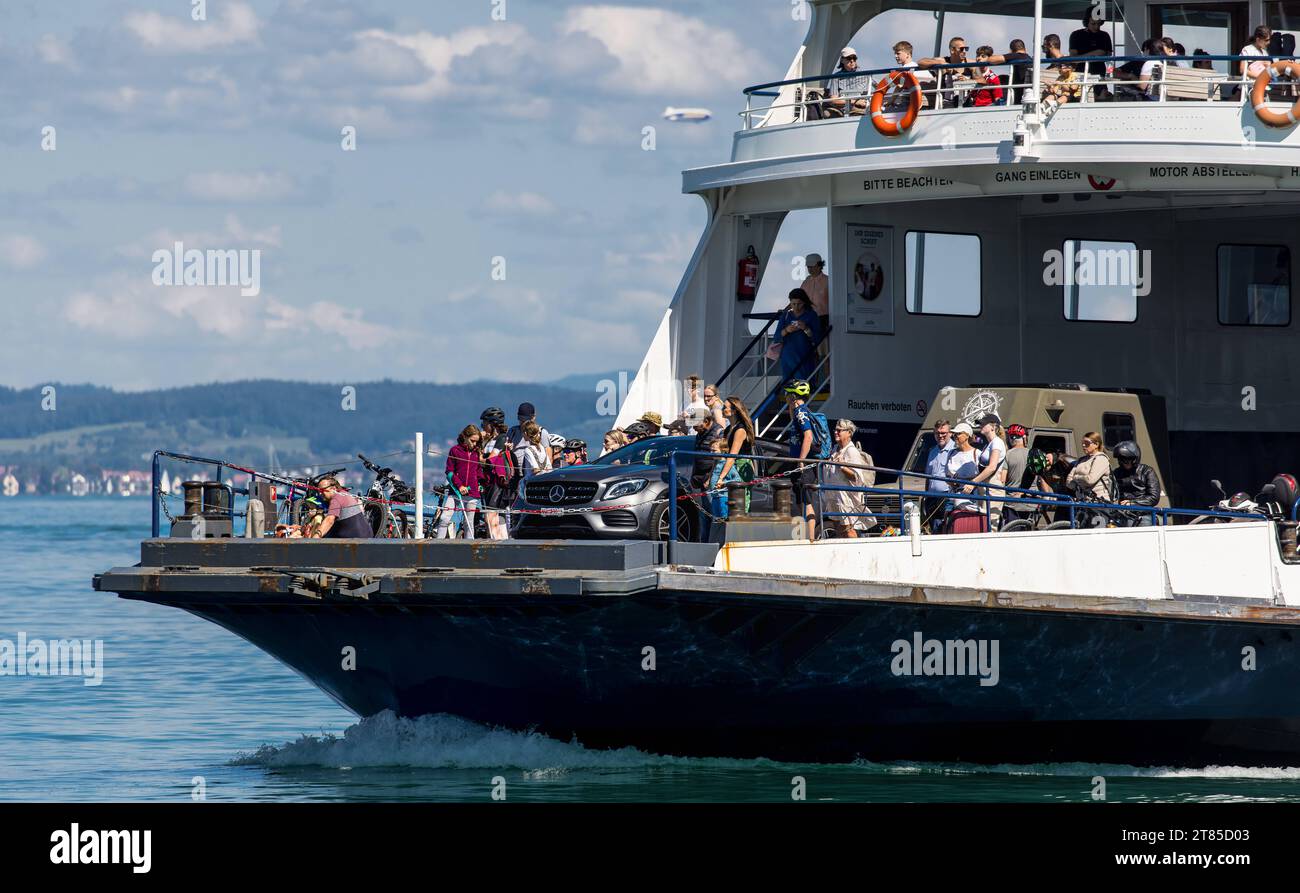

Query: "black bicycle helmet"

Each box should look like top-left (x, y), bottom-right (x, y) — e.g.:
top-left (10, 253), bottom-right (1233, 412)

top-left (480, 406), bottom-right (505, 426)
top-left (1113, 440), bottom-right (1141, 463)
top-left (564, 438), bottom-right (587, 451)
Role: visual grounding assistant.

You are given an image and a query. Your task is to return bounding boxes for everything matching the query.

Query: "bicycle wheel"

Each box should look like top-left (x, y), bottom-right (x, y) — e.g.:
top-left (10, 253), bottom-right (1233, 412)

top-left (1045, 520), bottom-right (1074, 530)
top-left (999, 519), bottom-right (1034, 533)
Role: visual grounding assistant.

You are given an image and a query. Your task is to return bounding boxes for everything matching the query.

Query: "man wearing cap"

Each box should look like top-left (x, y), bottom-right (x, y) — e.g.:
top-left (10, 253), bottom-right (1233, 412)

top-left (506, 402), bottom-right (553, 467)
top-left (800, 253), bottom-right (830, 338)
top-left (827, 47), bottom-right (872, 116)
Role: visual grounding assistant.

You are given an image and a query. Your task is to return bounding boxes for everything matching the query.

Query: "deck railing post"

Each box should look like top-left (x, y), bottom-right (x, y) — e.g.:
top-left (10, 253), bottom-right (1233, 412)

top-left (668, 452), bottom-right (678, 564)
top-left (151, 451), bottom-right (161, 537)
top-left (415, 432), bottom-right (425, 540)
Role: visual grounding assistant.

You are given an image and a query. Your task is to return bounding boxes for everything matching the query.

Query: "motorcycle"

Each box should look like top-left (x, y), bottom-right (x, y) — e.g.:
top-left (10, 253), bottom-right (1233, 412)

top-left (1190, 475), bottom-right (1298, 525)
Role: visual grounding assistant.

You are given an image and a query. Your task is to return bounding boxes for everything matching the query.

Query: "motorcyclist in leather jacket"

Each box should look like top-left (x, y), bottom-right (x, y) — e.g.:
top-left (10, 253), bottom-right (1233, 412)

top-left (1113, 440), bottom-right (1161, 526)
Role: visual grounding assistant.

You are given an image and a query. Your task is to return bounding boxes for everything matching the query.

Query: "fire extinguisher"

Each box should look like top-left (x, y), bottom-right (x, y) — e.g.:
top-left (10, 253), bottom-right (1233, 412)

top-left (737, 245), bottom-right (759, 300)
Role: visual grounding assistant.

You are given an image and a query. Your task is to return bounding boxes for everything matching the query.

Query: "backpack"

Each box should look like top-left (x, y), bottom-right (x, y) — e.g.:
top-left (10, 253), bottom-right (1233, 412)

top-left (805, 409), bottom-right (833, 460)
top-left (1270, 31), bottom-right (1296, 58)
top-left (485, 433), bottom-right (518, 487)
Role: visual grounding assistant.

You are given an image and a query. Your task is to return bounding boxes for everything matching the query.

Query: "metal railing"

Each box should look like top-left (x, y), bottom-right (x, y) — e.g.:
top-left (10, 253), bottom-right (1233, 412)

top-left (150, 450), bottom-right (262, 537)
top-left (740, 53), bottom-right (1300, 129)
top-left (663, 447), bottom-right (1265, 553)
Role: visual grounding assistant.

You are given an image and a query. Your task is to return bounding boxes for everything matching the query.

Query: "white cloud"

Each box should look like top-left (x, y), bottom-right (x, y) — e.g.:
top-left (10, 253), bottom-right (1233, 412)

top-left (64, 273), bottom-right (401, 351)
top-left (561, 6), bottom-right (752, 95)
top-left (184, 171), bottom-right (298, 203)
top-left (125, 0), bottom-right (260, 53)
top-left (355, 24), bottom-right (529, 101)
top-left (0, 234), bottom-right (46, 269)
top-left (36, 34), bottom-right (73, 66)
top-left (484, 191), bottom-right (556, 217)
top-left (116, 215), bottom-right (281, 262)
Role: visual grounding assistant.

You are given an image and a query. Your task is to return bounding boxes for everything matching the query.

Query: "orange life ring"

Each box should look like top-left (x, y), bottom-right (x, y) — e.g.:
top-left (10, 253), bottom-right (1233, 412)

top-left (869, 70), bottom-right (921, 137)
top-left (1252, 61), bottom-right (1300, 128)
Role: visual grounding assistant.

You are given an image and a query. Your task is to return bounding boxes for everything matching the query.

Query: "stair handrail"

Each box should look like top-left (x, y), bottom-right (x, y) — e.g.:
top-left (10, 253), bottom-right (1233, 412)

top-left (752, 323), bottom-right (833, 427)
top-left (715, 316), bottom-right (777, 390)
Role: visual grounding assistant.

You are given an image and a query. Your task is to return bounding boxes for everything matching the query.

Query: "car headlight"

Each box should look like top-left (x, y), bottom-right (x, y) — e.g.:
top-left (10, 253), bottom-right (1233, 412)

top-left (517, 478), bottom-right (529, 500)
top-left (604, 478), bottom-right (648, 500)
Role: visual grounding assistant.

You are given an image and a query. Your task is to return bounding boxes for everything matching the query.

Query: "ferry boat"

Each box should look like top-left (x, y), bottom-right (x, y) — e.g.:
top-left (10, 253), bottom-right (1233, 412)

top-left (96, 0), bottom-right (1300, 767)
top-left (614, 0), bottom-right (1300, 507)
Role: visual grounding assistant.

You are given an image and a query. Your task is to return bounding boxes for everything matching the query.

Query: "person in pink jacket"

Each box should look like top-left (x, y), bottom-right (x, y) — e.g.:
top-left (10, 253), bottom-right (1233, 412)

top-left (436, 425), bottom-right (486, 539)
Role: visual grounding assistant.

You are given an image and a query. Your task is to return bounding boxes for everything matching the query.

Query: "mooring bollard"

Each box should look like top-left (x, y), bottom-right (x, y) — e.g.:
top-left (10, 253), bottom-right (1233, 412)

top-left (772, 478), bottom-right (792, 518)
top-left (728, 481), bottom-right (748, 518)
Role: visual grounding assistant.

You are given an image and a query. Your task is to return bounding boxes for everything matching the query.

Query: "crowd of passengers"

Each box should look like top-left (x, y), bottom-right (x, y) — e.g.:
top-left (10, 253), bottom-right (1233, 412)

top-left (311, 382), bottom-right (1164, 543)
top-left (808, 7), bottom-right (1288, 117)
top-left (919, 416), bottom-right (1161, 535)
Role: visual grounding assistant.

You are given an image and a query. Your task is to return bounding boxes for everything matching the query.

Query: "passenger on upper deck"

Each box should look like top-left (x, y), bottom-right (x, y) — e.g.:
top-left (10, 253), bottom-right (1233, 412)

top-left (1192, 49), bottom-right (1214, 70)
top-left (1240, 25), bottom-right (1272, 80)
top-left (1114, 38), bottom-right (1159, 99)
top-left (1041, 38), bottom-right (1082, 110)
top-left (971, 47), bottom-right (1005, 106)
top-left (825, 47), bottom-right (872, 116)
top-left (1068, 8), bottom-right (1113, 101)
top-left (1042, 33), bottom-right (1063, 61)
top-left (918, 37), bottom-right (974, 109)
top-left (890, 41), bottom-right (935, 108)
top-left (982, 40), bottom-right (1032, 105)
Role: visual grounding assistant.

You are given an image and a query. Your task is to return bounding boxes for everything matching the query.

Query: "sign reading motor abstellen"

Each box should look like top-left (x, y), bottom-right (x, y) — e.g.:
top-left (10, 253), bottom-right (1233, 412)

top-left (841, 164), bottom-right (1298, 201)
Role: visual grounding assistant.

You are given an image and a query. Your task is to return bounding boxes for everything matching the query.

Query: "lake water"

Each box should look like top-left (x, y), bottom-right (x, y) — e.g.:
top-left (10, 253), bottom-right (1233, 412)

top-left (4, 496), bottom-right (1300, 803)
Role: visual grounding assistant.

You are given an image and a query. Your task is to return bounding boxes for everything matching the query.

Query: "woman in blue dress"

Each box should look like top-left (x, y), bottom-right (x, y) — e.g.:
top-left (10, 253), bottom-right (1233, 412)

top-left (773, 288), bottom-right (822, 383)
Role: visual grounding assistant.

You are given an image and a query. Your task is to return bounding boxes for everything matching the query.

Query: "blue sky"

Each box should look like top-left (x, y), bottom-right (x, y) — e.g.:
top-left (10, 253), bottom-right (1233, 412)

top-left (1, 0), bottom-right (1092, 390)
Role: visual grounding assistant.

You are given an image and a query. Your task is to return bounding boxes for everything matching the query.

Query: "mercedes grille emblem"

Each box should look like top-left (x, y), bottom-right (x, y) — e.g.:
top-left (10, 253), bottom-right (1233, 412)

top-left (548, 485), bottom-right (565, 504)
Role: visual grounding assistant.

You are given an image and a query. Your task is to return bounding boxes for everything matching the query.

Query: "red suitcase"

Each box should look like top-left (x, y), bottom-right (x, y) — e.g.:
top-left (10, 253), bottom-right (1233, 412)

top-left (944, 509), bottom-right (989, 535)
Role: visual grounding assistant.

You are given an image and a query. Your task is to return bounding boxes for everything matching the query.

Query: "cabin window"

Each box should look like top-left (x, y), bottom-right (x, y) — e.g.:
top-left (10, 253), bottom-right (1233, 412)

top-left (1102, 413), bottom-right (1135, 449)
top-left (1217, 244), bottom-right (1291, 326)
top-left (904, 232), bottom-right (981, 316)
top-left (1030, 433), bottom-right (1068, 457)
top-left (1266, 3), bottom-right (1300, 40)
top-left (1061, 240), bottom-right (1140, 322)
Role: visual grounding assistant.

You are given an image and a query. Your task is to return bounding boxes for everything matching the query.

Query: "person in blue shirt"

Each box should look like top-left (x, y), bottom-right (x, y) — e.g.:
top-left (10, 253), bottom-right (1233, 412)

top-left (703, 436), bottom-right (741, 542)
top-left (784, 379), bottom-right (818, 542)
top-left (923, 419), bottom-right (956, 532)
top-left (773, 289), bottom-right (822, 383)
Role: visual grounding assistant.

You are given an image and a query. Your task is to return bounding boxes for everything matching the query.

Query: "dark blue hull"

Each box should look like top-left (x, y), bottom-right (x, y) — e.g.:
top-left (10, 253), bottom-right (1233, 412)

top-left (182, 591), bottom-right (1300, 766)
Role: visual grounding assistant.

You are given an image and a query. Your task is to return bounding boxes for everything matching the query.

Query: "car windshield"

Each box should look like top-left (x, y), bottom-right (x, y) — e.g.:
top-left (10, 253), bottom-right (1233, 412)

top-left (592, 436), bottom-right (695, 467)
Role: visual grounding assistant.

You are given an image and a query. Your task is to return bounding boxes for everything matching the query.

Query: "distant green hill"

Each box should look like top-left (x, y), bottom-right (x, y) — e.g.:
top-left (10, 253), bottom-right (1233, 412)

top-left (0, 379), bottom-right (617, 483)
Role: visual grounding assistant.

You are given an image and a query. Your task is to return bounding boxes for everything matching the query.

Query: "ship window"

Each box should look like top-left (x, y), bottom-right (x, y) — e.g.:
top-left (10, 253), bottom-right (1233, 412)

top-left (1031, 433), bottom-right (1068, 456)
top-left (1217, 244), bottom-right (1291, 326)
top-left (1061, 240), bottom-right (1140, 322)
top-left (1102, 413), bottom-right (1135, 449)
top-left (905, 232), bottom-right (981, 316)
